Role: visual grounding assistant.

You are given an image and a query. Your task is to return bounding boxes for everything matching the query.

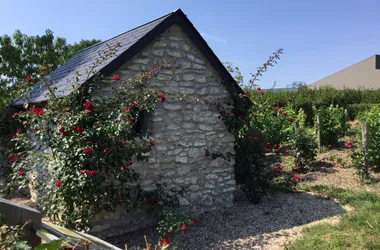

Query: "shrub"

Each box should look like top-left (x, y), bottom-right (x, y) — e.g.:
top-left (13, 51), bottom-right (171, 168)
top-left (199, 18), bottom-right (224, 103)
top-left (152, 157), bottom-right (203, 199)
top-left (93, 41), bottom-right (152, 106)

top-left (220, 48), bottom-right (300, 203)
top-left (266, 86), bottom-right (380, 124)
top-left (346, 103), bottom-right (380, 121)
top-left (313, 104), bottom-right (348, 146)
top-left (356, 106), bottom-right (380, 175)
top-left (243, 88), bottom-right (297, 146)
top-left (233, 127), bottom-right (272, 203)
top-left (296, 108), bottom-right (307, 129)
top-left (289, 131), bottom-right (318, 170)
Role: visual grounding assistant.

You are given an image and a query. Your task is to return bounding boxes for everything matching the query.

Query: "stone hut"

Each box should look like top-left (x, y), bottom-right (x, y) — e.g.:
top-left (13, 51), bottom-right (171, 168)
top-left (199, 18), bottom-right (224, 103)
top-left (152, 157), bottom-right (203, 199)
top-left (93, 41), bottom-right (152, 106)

top-left (13, 9), bottom-right (243, 237)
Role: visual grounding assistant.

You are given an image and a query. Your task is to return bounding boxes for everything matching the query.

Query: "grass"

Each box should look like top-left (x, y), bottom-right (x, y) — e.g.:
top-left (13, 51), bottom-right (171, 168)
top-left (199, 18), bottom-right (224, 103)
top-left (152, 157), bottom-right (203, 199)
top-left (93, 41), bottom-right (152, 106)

top-left (286, 184), bottom-right (380, 250)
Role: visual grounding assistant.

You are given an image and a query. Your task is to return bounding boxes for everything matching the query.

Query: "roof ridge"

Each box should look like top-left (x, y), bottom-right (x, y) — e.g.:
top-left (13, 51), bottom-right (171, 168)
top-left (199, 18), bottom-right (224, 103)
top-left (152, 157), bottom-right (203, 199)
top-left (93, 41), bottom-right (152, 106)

top-left (77, 10), bottom-right (178, 54)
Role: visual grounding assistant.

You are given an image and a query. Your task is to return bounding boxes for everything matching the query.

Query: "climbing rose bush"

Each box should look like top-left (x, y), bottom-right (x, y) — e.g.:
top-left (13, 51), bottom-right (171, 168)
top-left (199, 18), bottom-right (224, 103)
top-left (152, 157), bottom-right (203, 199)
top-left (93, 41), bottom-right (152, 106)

top-left (218, 49), bottom-right (303, 203)
top-left (8, 43), bottom-right (172, 231)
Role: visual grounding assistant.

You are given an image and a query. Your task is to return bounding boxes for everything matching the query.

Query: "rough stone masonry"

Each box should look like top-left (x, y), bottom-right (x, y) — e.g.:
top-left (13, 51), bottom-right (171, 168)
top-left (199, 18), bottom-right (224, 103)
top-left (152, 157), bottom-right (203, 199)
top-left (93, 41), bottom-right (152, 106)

top-left (91, 24), bottom-right (236, 237)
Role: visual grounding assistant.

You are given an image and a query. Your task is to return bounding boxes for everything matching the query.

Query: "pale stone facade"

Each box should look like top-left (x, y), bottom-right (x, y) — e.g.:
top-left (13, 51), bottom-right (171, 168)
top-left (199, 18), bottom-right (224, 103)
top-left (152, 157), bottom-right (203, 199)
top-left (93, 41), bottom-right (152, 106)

top-left (90, 25), bottom-right (236, 237)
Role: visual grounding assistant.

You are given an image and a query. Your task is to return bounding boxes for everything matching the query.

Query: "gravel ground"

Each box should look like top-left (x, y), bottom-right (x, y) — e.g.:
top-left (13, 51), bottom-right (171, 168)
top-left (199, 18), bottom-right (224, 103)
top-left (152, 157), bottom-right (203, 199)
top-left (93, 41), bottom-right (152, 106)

top-left (108, 192), bottom-right (346, 249)
top-left (5, 131), bottom-right (379, 249)
top-left (304, 149), bottom-right (380, 193)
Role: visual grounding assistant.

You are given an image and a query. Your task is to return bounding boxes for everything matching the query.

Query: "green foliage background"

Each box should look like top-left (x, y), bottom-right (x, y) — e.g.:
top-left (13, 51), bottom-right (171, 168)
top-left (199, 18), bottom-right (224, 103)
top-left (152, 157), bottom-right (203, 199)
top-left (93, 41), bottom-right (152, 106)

top-left (0, 29), bottom-right (100, 114)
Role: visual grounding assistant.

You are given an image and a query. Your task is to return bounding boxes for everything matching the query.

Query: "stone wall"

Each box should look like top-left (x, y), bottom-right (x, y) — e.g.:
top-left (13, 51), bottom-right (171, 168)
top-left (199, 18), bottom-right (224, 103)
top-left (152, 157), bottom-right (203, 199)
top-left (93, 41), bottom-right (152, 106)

top-left (91, 24), bottom-right (236, 237)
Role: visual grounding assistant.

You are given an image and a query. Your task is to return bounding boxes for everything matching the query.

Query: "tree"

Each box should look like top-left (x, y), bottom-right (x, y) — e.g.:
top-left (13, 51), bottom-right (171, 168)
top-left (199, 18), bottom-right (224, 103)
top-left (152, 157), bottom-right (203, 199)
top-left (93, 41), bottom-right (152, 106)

top-left (0, 29), bottom-right (100, 112)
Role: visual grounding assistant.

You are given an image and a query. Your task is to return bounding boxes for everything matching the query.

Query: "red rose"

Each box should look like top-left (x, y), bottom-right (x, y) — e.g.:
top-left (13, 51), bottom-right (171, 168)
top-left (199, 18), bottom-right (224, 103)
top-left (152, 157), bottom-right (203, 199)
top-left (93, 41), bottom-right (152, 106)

top-left (80, 169), bottom-right (87, 174)
top-left (273, 144), bottom-right (280, 150)
top-left (191, 219), bottom-right (196, 224)
top-left (345, 142), bottom-right (352, 148)
top-left (150, 141), bottom-right (155, 147)
top-left (257, 87), bottom-right (261, 91)
top-left (59, 127), bottom-right (69, 136)
top-left (17, 171), bottom-right (25, 176)
top-left (159, 93), bottom-right (166, 103)
top-left (283, 112), bottom-right (288, 117)
top-left (84, 101), bottom-right (93, 111)
top-left (238, 93), bottom-right (242, 97)
top-left (103, 148), bottom-right (109, 154)
top-left (160, 238), bottom-right (169, 246)
top-left (147, 199), bottom-right (157, 205)
top-left (88, 170), bottom-right (96, 176)
top-left (73, 126), bottom-right (84, 134)
top-left (272, 169), bottom-right (280, 174)
top-left (55, 181), bottom-right (62, 187)
top-left (167, 232), bottom-right (174, 237)
top-left (88, 139), bottom-right (95, 144)
top-left (288, 118), bottom-right (293, 123)
top-left (293, 175), bottom-right (301, 181)
top-left (146, 158), bottom-right (149, 162)
top-left (244, 93), bottom-right (250, 98)
top-left (130, 101), bottom-right (137, 107)
top-left (112, 75), bottom-right (120, 80)
top-left (181, 224), bottom-right (188, 230)
top-left (32, 106), bottom-right (44, 115)
top-left (12, 111), bottom-right (22, 118)
top-left (84, 147), bottom-right (93, 155)
top-left (24, 77), bottom-right (35, 83)
top-left (124, 107), bottom-right (130, 113)
top-left (16, 128), bottom-right (22, 134)
top-left (219, 110), bottom-right (226, 117)
top-left (260, 91), bottom-right (265, 95)
top-left (127, 120), bottom-right (133, 124)
top-left (9, 155), bottom-right (19, 163)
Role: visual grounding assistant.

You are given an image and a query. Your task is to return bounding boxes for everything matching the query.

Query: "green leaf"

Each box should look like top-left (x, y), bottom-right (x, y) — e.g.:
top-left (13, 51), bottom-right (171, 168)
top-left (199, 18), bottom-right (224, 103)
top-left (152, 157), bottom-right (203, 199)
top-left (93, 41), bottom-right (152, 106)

top-left (35, 240), bottom-right (63, 250)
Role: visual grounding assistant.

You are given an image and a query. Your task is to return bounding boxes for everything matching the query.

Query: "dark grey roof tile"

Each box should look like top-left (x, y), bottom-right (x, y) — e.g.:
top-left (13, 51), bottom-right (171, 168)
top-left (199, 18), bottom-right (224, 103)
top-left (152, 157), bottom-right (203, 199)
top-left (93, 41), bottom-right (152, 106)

top-left (14, 11), bottom-right (172, 105)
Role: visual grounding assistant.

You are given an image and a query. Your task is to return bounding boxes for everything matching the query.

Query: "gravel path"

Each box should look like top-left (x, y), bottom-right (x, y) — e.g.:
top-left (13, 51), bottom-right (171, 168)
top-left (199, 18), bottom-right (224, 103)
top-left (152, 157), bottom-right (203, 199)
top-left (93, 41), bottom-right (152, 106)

top-left (108, 191), bottom-right (346, 249)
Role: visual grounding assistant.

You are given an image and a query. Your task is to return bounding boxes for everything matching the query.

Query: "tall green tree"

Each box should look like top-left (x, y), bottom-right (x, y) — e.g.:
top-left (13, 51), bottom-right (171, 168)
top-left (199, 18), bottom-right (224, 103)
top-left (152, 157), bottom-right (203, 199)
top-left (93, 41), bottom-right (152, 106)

top-left (0, 29), bottom-right (100, 112)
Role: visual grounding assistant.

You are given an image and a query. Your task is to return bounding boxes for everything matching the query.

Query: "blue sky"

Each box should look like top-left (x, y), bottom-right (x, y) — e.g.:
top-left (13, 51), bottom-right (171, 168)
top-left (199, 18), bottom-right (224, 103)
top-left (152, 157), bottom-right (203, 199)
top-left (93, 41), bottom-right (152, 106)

top-left (1, 0), bottom-right (379, 89)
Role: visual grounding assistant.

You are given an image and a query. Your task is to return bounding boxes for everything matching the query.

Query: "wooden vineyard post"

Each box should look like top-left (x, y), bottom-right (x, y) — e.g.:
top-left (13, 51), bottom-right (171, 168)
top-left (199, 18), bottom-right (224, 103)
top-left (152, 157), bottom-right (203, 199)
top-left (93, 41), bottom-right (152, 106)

top-left (344, 109), bottom-right (349, 121)
top-left (316, 115), bottom-right (321, 153)
top-left (295, 121), bottom-right (300, 135)
top-left (362, 122), bottom-right (369, 179)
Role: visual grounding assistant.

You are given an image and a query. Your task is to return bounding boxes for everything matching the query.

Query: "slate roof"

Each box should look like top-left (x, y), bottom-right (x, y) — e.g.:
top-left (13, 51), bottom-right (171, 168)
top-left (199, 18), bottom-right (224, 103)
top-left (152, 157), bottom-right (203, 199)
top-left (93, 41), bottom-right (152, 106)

top-left (14, 9), bottom-right (241, 105)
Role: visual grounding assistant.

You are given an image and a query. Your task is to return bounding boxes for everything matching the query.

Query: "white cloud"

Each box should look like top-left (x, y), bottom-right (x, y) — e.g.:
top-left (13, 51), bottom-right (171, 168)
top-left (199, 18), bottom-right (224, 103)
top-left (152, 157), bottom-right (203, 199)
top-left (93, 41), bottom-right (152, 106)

top-left (200, 32), bottom-right (228, 45)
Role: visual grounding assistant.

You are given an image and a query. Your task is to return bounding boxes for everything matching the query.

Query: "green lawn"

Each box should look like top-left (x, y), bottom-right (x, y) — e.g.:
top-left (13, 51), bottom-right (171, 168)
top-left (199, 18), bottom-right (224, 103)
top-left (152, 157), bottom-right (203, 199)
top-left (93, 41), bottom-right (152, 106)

top-left (286, 184), bottom-right (380, 250)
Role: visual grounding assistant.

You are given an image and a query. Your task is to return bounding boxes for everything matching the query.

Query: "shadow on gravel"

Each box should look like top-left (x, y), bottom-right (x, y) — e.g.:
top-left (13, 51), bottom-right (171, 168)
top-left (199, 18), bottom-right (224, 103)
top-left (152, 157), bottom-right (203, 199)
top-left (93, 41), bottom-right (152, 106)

top-left (108, 191), bottom-right (346, 250)
top-left (309, 160), bottom-right (337, 174)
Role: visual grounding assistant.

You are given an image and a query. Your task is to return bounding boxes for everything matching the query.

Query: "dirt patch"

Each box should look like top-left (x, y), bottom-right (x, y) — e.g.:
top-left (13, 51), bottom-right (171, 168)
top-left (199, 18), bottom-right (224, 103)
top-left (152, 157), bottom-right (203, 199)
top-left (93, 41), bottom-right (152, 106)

top-left (303, 149), bottom-right (380, 193)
